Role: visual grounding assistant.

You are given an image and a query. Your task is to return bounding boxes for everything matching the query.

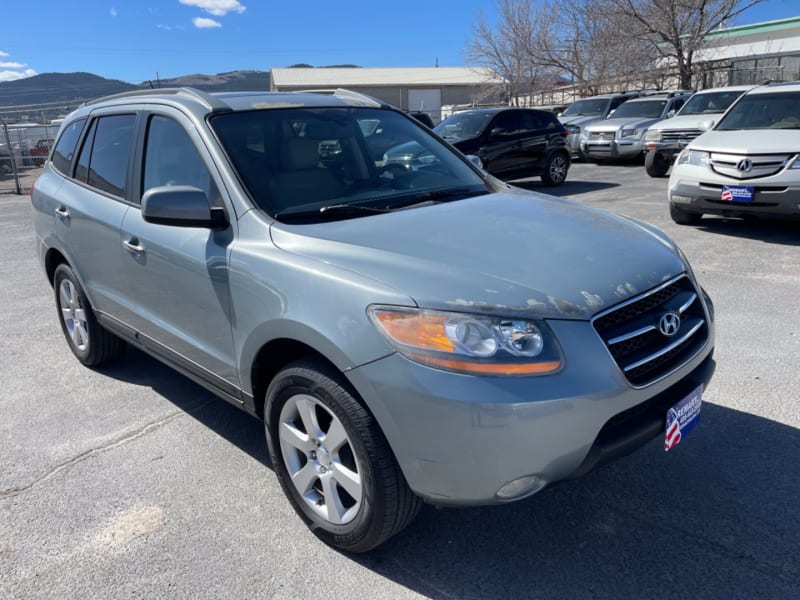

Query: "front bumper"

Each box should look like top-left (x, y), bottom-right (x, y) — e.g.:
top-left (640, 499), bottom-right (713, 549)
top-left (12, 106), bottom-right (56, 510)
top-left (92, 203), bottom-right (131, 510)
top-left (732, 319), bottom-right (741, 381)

top-left (582, 139), bottom-right (643, 160)
top-left (670, 169), bottom-right (800, 219)
top-left (347, 317), bottom-right (715, 506)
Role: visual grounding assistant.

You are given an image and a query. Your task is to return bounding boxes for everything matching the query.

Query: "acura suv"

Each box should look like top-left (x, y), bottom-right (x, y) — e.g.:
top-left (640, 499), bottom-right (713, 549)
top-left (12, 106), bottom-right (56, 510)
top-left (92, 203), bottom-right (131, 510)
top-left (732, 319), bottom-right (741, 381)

top-left (32, 87), bottom-right (715, 552)
top-left (668, 81), bottom-right (800, 224)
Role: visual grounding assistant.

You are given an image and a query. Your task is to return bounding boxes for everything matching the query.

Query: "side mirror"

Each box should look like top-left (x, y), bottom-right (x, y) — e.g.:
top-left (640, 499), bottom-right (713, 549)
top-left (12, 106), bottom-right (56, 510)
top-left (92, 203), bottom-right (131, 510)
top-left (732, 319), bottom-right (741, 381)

top-left (142, 186), bottom-right (227, 230)
top-left (667, 110), bottom-right (676, 118)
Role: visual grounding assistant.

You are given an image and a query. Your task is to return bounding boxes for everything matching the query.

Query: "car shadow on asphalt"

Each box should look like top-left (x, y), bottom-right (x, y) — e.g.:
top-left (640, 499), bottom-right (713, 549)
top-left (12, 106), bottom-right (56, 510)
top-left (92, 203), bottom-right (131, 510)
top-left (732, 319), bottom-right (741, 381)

top-left (694, 216), bottom-right (800, 246)
top-left (96, 348), bottom-right (800, 598)
top-left (509, 179), bottom-right (620, 197)
top-left (95, 345), bottom-right (271, 468)
top-left (350, 402), bottom-right (800, 598)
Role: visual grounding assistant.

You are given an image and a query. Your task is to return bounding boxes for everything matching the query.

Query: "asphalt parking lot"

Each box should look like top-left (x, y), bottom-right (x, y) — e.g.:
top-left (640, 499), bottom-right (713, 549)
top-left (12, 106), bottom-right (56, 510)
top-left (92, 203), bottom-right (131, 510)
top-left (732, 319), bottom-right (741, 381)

top-left (2, 162), bottom-right (798, 599)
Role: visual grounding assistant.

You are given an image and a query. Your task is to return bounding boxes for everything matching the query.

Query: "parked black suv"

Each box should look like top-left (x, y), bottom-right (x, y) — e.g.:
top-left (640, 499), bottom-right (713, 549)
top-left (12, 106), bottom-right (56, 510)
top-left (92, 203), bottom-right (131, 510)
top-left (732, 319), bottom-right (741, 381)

top-left (432, 107), bottom-right (570, 185)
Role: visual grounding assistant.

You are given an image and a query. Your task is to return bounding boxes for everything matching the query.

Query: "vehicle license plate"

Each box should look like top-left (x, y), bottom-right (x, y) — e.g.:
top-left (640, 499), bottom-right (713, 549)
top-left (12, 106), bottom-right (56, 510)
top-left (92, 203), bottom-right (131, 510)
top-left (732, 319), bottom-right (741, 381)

top-left (664, 384), bottom-right (702, 451)
top-left (721, 185), bottom-right (754, 202)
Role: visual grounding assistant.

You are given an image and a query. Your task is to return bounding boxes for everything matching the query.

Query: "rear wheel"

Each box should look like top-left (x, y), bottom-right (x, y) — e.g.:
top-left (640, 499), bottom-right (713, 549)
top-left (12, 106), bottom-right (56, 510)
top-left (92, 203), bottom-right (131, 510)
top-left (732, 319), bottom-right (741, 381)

top-left (265, 359), bottom-right (421, 552)
top-left (645, 150), bottom-right (670, 177)
top-left (670, 204), bottom-right (703, 225)
top-left (541, 152), bottom-right (569, 186)
top-left (54, 264), bottom-right (124, 366)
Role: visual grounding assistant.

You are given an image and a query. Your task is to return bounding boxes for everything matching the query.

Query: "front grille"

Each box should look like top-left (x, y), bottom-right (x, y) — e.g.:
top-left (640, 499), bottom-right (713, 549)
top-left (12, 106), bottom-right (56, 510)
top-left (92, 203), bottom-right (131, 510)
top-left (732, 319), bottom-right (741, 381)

top-left (710, 153), bottom-right (793, 179)
top-left (661, 129), bottom-right (703, 142)
top-left (588, 131), bottom-right (614, 141)
top-left (592, 275), bottom-right (708, 387)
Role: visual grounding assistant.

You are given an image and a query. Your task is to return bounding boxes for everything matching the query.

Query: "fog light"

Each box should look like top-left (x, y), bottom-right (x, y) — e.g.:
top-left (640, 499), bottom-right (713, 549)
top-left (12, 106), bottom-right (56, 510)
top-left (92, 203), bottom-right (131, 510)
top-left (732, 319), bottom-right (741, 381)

top-left (671, 194), bottom-right (692, 204)
top-left (496, 475), bottom-right (547, 500)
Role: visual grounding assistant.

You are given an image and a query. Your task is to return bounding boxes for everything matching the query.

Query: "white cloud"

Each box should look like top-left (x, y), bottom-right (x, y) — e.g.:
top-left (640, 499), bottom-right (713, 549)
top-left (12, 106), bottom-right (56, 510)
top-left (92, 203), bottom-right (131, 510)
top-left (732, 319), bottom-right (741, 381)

top-left (0, 69), bottom-right (37, 82)
top-left (0, 61), bottom-right (26, 68)
top-left (110, 7), bottom-right (118, 17)
top-left (180, 0), bottom-right (245, 17)
top-left (193, 17), bottom-right (222, 28)
top-left (0, 51), bottom-right (9, 57)
top-left (157, 24), bottom-right (173, 30)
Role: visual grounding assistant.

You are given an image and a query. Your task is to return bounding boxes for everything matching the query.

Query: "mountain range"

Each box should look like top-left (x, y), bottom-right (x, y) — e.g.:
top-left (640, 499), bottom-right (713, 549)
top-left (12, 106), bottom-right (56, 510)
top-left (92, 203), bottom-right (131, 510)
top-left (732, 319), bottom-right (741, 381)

top-left (0, 70), bottom-right (272, 120)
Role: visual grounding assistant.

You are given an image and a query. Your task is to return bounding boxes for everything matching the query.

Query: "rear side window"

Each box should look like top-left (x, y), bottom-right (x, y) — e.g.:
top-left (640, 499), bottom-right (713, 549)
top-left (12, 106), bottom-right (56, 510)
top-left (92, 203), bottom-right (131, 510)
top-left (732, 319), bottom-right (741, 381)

top-left (51, 119), bottom-right (86, 174)
top-left (74, 115), bottom-right (136, 197)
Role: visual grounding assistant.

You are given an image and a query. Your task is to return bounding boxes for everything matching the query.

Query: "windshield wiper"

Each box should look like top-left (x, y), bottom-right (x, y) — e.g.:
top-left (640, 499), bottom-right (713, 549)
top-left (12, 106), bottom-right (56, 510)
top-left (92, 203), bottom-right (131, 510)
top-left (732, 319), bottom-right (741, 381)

top-left (275, 203), bottom-right (390, 222)
top-left (390, 186), bottom-right (487, 210)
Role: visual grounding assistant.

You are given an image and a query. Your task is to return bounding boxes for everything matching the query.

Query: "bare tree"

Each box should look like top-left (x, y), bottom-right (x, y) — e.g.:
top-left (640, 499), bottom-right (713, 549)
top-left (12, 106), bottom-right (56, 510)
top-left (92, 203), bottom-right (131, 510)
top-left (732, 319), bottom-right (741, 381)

top-left (607, 0), bottom-right (767, 89)
top-left (466, 0), bottom-right (558, 105)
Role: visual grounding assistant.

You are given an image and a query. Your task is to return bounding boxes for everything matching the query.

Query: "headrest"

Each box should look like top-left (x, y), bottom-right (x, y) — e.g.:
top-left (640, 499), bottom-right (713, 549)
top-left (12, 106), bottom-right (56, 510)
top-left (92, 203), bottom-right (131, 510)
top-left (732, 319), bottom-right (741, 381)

top-left (281, 138), bottom-right (320, 170)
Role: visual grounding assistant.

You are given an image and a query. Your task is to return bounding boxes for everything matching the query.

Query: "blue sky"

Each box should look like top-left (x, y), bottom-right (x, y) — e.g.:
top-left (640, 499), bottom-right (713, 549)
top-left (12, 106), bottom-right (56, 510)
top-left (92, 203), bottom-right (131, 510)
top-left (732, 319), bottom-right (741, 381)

top-left (0, 0), bottom-right (797, 84)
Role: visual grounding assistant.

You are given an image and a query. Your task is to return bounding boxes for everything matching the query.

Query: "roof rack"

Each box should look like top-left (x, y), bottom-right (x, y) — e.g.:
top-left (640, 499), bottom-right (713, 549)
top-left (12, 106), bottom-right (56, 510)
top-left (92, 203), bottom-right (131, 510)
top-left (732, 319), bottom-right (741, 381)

top-left (82, 87), bottom-right (231, 112)
top-left (299, 88), bottom-right (385, 108)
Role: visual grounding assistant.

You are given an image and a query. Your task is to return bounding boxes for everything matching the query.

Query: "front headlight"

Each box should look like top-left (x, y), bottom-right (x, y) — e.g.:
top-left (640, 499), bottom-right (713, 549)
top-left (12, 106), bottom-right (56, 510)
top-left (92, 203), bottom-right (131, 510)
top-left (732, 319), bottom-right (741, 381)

top-left (790, 156), bottom-right (800, 169)
top-left (620, 128), bottom-right (639, 138)
top-left (644, 129), bottom-right (662, 142)
top-left (677, 149), bottom-right (710, 167)
top-left (368, 306), bottom-right (562, 376)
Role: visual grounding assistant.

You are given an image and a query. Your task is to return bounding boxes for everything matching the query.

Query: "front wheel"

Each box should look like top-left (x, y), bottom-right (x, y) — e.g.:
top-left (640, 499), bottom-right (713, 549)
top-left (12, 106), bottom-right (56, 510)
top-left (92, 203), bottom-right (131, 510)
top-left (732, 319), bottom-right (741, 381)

top-left (53, 264), bottom-right (124, 366)
top-left (645, 150), bottom-right (670, 177)
top-left (265, 360), bottom-right (421, 552)
top-left (541, 152), bottom-right (569, 186)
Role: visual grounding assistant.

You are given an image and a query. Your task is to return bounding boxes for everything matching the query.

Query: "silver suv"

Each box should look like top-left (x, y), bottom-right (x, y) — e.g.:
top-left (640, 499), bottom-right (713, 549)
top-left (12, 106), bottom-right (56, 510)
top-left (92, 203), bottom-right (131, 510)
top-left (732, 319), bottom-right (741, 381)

top-left (643, 86), bottom-right (752, 177)
top-left (32, 87), bottom-right (716, 552)
top-left (581, 91), bottom-right (693, 162)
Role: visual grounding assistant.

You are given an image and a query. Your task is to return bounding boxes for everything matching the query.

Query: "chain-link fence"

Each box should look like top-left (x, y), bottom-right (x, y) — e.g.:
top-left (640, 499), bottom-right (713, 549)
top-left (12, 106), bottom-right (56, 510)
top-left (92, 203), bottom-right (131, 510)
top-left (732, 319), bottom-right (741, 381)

top-left (1, 120), bottom-right (61, 195)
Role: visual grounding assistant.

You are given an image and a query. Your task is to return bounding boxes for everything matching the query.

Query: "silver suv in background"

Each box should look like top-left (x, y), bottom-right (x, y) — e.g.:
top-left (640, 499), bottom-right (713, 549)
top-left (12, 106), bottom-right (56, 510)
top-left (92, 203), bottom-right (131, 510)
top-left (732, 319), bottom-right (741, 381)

top-left (643, 85), bottom-right (752, 177)
top-left (32, 87), bottom-right (715, 552)
top-left (668, 81), bottom-right (800, 224)
top-left (581, 91), bottom-right (693, 162)
top-left (559, 91), bottom-right (642, 156)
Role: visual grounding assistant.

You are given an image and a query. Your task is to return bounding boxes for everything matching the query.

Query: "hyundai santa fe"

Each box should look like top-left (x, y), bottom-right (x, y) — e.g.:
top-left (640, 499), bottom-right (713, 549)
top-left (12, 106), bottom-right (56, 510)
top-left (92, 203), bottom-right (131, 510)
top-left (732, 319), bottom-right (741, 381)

top-left (32, 87), bottom-right (715, 552)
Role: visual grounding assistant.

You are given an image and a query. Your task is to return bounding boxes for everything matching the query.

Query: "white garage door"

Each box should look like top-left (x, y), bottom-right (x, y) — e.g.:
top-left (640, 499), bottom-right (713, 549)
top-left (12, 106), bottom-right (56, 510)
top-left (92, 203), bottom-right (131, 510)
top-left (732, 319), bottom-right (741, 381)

top-left (408, 89), bottom-right (442, 122)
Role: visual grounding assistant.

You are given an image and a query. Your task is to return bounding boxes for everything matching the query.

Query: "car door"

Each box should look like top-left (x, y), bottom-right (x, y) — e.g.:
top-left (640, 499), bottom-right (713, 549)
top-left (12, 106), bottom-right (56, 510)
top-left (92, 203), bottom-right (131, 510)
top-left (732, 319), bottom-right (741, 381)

top-left (481, 110), bottom-right (526, 173)
top-left (119, 109), bottom-right (240, 394)
top-left (516, 111), bottom-right (549, 169)
top-left (51, 113), bottom-right (135, 318)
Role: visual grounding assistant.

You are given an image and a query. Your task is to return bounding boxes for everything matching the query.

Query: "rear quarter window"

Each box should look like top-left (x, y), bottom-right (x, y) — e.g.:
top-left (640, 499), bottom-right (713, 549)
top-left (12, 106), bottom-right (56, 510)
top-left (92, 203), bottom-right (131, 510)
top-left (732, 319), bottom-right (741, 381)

top-left (51, 119), bottom-right (87, 174)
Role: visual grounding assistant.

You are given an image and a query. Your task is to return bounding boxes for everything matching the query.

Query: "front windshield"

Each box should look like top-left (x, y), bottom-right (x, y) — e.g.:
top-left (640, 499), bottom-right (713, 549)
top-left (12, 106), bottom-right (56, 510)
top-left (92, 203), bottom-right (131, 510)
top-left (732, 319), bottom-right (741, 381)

top-left (561, 98), bottom-right (609, 117)
top-left (716, 91), bottom-right (800, 130)
top-left (610, 99), bottom-right (667, 119)
top-left (679, 90), bottom-right (744, 116)
top-left (210, 107), bottom-right (487, 222)
top-left (433, 112), bottom-right (493, 139)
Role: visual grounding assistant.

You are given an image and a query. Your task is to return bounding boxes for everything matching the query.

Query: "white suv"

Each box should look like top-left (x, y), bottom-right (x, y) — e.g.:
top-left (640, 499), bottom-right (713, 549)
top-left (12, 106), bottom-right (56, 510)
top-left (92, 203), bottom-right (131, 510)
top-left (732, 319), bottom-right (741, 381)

top-left (668, 81), bottom-right (800, 224)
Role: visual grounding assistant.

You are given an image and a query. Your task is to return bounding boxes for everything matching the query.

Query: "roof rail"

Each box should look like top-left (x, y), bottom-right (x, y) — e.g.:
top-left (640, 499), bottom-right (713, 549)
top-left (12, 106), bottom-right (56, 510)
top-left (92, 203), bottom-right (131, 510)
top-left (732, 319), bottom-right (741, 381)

top-left (298, 88), bottom-right (385, 108)
top-left (82, 87), bottom-right (231, 112)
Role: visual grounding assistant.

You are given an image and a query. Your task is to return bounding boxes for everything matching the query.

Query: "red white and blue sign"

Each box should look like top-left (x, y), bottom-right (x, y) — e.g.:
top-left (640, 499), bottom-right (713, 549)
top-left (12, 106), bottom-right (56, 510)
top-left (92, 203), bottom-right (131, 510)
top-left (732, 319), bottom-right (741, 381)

top-left (721, 185), bottom-right (754, 202)
top-left (665, 384), bottom-right (702, 451)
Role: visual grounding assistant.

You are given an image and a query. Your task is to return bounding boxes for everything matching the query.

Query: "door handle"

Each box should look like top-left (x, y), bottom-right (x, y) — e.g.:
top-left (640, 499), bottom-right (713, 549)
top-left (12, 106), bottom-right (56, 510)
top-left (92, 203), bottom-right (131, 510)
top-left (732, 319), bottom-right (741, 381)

top-left (123, 239), bottom-right (145, 254)
top-left (54, 206), bottom-right (70, 222)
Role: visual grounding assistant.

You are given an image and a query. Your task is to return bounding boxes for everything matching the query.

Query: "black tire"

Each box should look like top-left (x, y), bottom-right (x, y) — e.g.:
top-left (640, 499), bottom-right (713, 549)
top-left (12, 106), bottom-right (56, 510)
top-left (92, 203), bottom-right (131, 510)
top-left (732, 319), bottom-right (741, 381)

top-left (645, 150), bottom-right (670, 177)
top-left (265, 359), bottom-right (421, 553)
top-left (53, 264), bottom-right (124, 366)
top-left (541, 152), bottom-right (569, 186)
top-left (670, 203), bottom-right (703, 225)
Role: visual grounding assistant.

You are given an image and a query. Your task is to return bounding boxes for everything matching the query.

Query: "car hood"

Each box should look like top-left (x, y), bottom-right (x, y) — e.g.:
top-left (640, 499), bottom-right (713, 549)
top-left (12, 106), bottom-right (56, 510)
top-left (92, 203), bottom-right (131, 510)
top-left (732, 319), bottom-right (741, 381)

top-left (690, 129), bottom-right (800, 154)
top-left (559, 115), bottom-right (605, 128)
top-left (649, 113), bottom-right (722, 132)
top-left (270, 189), bottom-right (685, 320)
top-left (587, 117), bottom-right (661, 132)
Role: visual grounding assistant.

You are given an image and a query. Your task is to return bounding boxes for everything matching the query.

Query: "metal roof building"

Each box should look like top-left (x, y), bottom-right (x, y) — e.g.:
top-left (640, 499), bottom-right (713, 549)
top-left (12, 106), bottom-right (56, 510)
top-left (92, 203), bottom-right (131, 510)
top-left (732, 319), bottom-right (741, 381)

top-left (270, 67), bottom-right (505, 122)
